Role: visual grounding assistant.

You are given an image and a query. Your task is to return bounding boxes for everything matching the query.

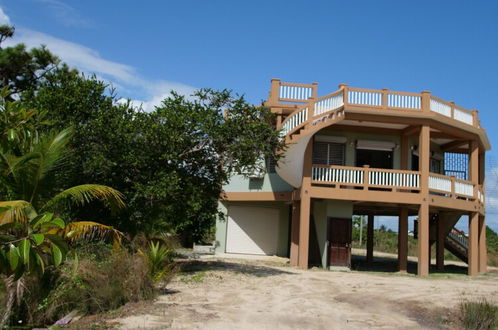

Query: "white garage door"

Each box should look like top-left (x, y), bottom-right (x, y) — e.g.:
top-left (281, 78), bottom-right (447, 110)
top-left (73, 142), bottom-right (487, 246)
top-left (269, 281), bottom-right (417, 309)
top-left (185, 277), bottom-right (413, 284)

top-left (226, 206), bottom-right (280, 255)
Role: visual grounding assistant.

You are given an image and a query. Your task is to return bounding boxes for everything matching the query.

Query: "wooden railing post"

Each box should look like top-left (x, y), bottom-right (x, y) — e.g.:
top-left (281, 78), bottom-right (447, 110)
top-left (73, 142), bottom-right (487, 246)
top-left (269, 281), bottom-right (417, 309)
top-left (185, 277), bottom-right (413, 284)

top-left (469, 140), bottom-right (479, 200)
top-left (381, 88), bottom-right (388, 110)
top-left (449, 101), bottom-right (455, 120)
top-left (450, 176), bottom-right (456, 198)
top-left (421, 91), bottom-right (431, 113)
top-left (471, 110), bottom-right (479, 127)
top-left (311, 82), bottom-right (318, 100)
top-left (363, 165), bottom-right (370, 190)
top-left (269, 78), bottom-right (281, 104)
top-left (339, 83), bottom-right (349, 105)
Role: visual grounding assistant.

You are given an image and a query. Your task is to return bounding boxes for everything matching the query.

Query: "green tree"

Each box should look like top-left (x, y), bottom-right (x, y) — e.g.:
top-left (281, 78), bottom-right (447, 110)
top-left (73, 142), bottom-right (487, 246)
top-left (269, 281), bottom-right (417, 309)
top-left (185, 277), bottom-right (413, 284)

top-left (0, 87), bottom-right (48, 155)
top-left (26, 68), bottom-right (283, 242)
top-left (0, 25), bottom-right (59, 95)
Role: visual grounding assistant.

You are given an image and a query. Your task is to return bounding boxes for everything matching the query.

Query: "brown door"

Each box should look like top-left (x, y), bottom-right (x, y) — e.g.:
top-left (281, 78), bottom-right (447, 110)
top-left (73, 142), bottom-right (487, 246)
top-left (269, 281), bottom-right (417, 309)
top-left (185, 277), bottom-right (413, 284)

top-left (327, 217), bottom-right (352, 268)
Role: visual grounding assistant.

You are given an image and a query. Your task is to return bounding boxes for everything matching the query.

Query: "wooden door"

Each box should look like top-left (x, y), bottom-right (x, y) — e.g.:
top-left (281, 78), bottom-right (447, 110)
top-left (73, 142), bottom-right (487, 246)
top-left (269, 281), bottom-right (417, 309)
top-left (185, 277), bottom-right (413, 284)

top-left (327, 217), bottom-right (352, 268)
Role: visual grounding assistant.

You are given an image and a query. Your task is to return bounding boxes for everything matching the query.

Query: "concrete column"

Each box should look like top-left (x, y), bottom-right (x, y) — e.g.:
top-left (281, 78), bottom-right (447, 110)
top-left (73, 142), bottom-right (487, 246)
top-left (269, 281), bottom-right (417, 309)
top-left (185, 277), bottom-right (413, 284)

top-left (436, 214), bottom-right (445, 271)
top-left (298, 195), bottom-right (310, 269)
top-left (398, 208), bottom-right (408, 273)
top-left (418, 203), bottom-right (430, 276)
top-left (298, 140), bottom-right (313, 269)
top-left (417, 125), bottom-right (430, 276)
top-left (367, 214), bottom-right (374, 264)
top-left (468, 212), bottom-right (479, 276)
top-left (479, 215), bottom-right (487, 273)
top-left (289, 200), bottom-right (300, 266)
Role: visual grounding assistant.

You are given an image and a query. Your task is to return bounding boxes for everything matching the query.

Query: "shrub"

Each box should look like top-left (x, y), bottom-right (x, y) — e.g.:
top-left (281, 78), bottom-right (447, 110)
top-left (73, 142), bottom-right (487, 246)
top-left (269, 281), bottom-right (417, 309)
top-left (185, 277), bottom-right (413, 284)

top-left (459, 298), bottom-right (498, 330)
top-left (133, 233), bottom-right (178, 284)
top-left (25, 246), bottom-right (156, 326)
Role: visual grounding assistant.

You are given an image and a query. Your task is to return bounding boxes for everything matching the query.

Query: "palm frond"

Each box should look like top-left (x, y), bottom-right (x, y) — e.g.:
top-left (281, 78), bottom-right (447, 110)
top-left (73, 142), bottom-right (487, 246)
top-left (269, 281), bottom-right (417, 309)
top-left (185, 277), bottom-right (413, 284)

top-left (44, 184), bottom-right (125, 214)
top-left (35, 128), bottom-right (73, 181)
top-left (0, 201), bottom-right (36, 225)
top-left (46, 221), bottom-right (124, 247)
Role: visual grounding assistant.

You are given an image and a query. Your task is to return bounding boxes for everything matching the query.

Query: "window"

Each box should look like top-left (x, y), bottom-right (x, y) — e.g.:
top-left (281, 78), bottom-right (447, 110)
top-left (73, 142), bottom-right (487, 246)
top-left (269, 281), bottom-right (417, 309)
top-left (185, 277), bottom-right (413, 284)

top-left (266, 157), bottom-right (276, 173)
top-left (313, 142), bottom-right (345, 165)
top-left (444, 152), bottom-right (468, 180)
top-left (412, 153), bottom-right (444, 174)
top-left (356, 149), bottom-right (393, 169)
top-left (430, 158), bottom-right (441, 174)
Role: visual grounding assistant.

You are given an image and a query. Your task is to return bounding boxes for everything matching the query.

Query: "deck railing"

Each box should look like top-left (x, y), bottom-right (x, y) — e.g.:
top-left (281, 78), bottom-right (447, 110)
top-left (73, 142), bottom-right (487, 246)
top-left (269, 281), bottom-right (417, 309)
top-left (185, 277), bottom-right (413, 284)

top-left (311, 165), bottom-right (420, 191)
top-left (275, 81), bottom-right (480, 137)
top-left (280, 107), bottom-right (308, 136)
top-left (478, 185), bottom-right (485, 204)
top-left (312, 165), bottom-right (477, 201)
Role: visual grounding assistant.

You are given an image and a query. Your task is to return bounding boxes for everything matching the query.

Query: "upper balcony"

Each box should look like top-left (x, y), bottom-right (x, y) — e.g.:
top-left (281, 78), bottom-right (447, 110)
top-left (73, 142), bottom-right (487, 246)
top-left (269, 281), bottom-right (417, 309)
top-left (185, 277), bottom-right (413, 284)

top-left (265, 79), bottom-right (489, 151)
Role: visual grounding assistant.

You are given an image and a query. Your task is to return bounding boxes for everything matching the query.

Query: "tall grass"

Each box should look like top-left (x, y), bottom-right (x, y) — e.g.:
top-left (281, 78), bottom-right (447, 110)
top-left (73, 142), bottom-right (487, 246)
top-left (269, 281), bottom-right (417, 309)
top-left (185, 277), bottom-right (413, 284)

top-left (459, 298), bottom-right (498, 330)
top-left (1, 242), bottom-right (166, 327)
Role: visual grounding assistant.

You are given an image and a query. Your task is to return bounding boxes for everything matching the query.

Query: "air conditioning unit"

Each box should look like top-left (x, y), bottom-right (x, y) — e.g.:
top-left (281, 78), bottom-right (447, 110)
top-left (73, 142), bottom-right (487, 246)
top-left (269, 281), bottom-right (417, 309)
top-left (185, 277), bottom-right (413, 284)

top-left (248, 167), bottom-right (265, 179)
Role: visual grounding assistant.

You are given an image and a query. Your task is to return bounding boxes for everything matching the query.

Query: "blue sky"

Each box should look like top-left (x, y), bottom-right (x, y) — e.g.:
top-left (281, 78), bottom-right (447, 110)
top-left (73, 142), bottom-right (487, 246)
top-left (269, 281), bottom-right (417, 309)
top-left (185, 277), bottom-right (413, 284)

top-left (1, 0), bottom-right (497, 231)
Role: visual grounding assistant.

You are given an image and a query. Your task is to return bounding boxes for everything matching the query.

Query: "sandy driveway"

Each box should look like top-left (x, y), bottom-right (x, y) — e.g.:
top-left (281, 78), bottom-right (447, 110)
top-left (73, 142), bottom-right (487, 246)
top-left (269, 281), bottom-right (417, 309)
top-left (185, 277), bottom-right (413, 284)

top-left (112, 256), bottom-right (498, 330)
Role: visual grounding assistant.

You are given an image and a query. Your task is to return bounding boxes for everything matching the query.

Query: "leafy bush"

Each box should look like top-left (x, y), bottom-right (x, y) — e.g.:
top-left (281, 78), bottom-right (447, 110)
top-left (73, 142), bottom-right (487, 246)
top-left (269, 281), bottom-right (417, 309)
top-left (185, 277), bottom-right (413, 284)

top-left (459, 298), bottom-right (498, 330)
top-left (133, 234), bottom-right (178, 284)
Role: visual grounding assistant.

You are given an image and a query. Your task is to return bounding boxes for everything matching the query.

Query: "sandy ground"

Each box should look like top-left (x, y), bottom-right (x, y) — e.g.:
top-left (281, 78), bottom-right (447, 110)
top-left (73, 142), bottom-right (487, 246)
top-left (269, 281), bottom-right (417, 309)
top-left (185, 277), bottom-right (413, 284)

top-left (107, 253), bottom-right (498, 330)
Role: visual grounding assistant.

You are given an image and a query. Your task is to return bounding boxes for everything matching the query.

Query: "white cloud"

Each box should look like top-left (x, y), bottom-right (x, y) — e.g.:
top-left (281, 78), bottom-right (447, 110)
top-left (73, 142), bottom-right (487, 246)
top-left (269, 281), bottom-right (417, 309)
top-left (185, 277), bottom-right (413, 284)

top-left (35, 0), bottom-right (90, 28)
top-left (4, 27), bottom-right (196, 111)
top-left (0, 7), bottom-right (10, 25)
top-left (485, 166), bottom-right (498, 214)
top-left (7, 28), bottom-right (136, 82)
top-left (130, 81), bottom-right (197, 112)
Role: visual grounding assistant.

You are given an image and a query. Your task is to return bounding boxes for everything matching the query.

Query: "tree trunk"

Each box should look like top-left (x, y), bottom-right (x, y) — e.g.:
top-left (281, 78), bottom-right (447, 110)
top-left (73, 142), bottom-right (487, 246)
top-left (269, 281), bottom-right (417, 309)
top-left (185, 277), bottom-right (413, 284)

top-left (1, 276), bottom-right (15, 327)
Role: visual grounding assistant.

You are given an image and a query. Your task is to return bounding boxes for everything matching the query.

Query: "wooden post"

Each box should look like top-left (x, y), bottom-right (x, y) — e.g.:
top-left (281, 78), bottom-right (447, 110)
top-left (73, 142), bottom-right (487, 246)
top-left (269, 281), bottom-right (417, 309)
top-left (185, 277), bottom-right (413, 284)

top-left (418, 203), bottom-right (430, 276)
top-left (381, 88), bottom-right (388, 110)
top-left (479, 215), bottom-right (487, 273)
top-left (418, 125), bottom-right (430, 276)
top-left (367, 214), bottom-right (374, 264)
top-left (269, 78), bottom-right (280, 104)
top-left (479, 152), bottom-right (485, 185)
top-left (400, 135), bottom-right (409, 170)
top-left (468, 212), bottom-right (479, 276)
top-left (290, 200), bottom-right (300, 266)
top-left (363, 165), bottom-right (370, 190)
top-left (339, 83), bottom-right (349, 105)
top-left (311, 82), bottom-right (318, 100)
top-left (436, 213), bottom-right (445, 271)
top-left (449, 101), bottom-right (455, 119)
top-left (472, 110), bottom-right (479, 127)
top-left (398, 208), bottom-right (408, 273)
top-left (469, 140), bottom-right (479, 200)
top-left (298, 140), bottom-right (313, 269)
top-left (421, 91), bottom-right (431, 113)
top-left (419, 126), bottom-right (430, 193)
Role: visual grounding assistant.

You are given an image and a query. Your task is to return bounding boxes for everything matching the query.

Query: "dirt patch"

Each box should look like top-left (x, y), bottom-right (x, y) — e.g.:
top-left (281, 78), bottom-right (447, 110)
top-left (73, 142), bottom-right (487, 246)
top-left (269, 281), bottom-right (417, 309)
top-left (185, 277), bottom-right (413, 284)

top-left (69, 256), bottom-right (498, 329)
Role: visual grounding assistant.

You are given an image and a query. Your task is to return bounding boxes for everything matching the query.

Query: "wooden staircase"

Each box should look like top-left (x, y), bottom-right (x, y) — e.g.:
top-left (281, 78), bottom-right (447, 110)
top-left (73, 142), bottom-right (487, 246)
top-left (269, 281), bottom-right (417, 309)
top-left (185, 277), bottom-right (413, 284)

top-left (445, 228), bottom-right (468, 263)
top-left (276, 108), bottom-right (345, 187)
top-left (416, 212), bottom-right (469, 263)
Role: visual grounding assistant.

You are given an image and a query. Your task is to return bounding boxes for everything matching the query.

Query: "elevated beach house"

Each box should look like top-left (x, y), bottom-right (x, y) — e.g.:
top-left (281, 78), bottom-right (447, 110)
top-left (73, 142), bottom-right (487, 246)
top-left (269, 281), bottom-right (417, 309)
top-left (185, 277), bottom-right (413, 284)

top-left (216, 79), bottom-right (490, 276)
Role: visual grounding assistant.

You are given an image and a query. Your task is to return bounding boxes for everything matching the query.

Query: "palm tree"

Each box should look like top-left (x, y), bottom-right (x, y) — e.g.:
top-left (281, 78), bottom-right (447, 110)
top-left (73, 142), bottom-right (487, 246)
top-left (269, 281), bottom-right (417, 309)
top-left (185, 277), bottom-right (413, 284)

top-left (0, 127), bottom-right (125, 326)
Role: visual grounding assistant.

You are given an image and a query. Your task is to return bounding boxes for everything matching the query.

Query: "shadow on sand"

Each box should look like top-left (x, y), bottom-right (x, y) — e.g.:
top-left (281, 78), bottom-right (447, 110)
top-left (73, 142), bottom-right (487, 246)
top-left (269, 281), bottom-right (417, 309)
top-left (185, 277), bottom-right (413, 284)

top-left (351, 254), bottom-right (470, 276)
top-left (177, 259), bottom-right (295, 277)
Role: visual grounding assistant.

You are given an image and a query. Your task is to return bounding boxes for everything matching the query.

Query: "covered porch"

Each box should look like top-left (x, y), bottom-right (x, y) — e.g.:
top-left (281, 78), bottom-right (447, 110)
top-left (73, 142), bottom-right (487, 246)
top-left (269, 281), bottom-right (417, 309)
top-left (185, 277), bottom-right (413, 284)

top-left (289, 198), bottom-right (487, 276)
